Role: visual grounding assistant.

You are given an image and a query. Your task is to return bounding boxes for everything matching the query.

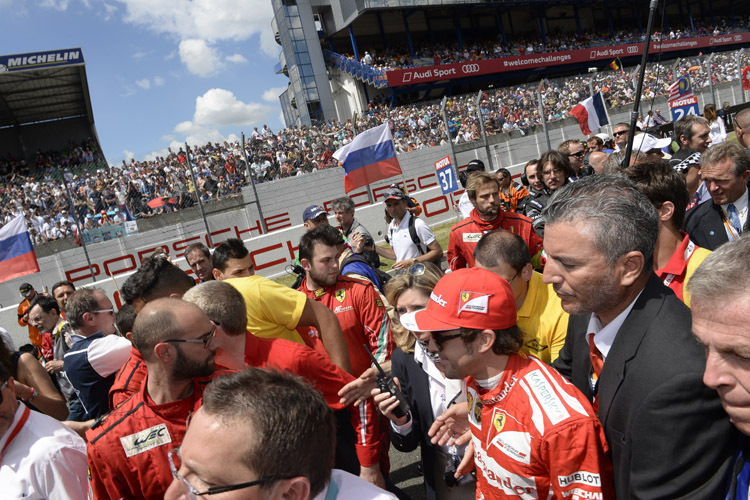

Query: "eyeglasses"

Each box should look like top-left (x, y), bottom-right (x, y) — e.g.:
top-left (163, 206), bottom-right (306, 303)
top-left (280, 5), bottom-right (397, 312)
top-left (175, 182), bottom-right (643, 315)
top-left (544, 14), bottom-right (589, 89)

top-left (163, 325), bottom-right (216, 350)
top-left (394, 262), bottom-right (426, 277)
top-left (0, 379), bottom-right (8, 404)
top-left (431, 331), bottom-right (464, 350)
top-left (542, 168), bottom-right (563, 177)
top-left (613, 130), bottom-right (629, 137)
top-left (168, 448), bottom-right (294, 499)
top-left (568, 150), bottom-right (585, 158)
top-left (505, 267), bottom-right (522, 285)
top-left (92, 309), bottom-right (115, 315)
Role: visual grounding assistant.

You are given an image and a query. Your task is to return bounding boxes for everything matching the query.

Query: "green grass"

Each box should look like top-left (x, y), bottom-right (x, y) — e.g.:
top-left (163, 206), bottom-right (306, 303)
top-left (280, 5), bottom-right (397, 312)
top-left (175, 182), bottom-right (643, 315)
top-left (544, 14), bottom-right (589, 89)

top-left (273, 218), bottom-right (458, 286)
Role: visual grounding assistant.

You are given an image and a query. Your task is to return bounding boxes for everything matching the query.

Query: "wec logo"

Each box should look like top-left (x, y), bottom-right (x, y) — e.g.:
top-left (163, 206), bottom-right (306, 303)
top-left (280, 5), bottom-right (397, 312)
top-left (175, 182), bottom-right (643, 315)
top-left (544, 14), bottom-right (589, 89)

top-left (120, 424), bottom-right (172, 457)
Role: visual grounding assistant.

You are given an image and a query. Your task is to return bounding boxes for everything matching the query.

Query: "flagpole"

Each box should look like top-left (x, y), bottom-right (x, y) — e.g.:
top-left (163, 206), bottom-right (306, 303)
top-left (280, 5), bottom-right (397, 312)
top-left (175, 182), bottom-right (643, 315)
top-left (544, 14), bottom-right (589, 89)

top-left (623, 0), bottom-right (659, 168)
top-left (240, 133), bottom-right (268, 234)
top-left (352, 113), bottom-right (375, 204)
top-left (61, 173), bottom-right (96, 282)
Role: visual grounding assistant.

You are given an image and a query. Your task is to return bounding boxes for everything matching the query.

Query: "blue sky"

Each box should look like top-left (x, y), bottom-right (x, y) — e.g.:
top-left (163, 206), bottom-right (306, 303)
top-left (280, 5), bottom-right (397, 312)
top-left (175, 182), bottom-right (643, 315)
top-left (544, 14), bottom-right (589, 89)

top-left (2, 0), bottom-right (289, 165)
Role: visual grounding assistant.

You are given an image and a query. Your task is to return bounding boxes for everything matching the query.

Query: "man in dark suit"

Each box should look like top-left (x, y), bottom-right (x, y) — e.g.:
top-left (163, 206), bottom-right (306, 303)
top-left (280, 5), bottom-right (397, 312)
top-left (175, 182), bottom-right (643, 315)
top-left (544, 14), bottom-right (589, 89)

top-left (544, 175), bottom-right (737, 499)
top-left (685, 141), bottom-right (750, 250)
top-left (689, 234), bottom-right (750, 499)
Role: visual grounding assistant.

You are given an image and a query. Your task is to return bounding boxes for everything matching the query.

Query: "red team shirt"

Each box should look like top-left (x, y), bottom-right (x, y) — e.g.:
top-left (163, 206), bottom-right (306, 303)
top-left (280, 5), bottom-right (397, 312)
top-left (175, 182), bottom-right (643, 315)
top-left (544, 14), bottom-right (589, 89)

top-left (447, 209), bottom-right (543, 271)
top-left (298, 276), bottom-right (393, 377)
top-left (108, 346), bottom-right (146, 410)
top-left (466, 353), bottom-right (614, 500)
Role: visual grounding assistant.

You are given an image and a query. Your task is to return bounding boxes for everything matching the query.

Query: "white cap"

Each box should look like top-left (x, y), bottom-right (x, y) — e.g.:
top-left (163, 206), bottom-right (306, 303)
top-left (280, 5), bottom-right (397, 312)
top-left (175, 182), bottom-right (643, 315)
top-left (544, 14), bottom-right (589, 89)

top-left (595, 132), bottom-right (610, 142)
top-left (633, 133), bottom-right (672, 152)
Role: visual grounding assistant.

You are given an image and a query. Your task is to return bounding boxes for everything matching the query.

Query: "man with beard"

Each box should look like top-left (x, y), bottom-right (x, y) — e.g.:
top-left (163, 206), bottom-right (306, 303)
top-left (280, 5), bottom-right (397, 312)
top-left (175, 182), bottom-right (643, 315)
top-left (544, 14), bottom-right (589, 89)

top-left (447, 172), bottom-right (542, 271)
top-left (184, 243), bottom-right (214, 283)
top-left (546, 175), bottom-right (736, 498)
top-left (86, 298), bottom-right (220, 500)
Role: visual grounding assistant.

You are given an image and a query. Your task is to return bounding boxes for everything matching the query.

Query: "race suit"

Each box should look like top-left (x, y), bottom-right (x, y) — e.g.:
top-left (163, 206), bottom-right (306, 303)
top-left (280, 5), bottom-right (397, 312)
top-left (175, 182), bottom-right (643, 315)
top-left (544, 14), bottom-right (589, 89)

top-left (447, 209), bottom-right (543, 271)
top-left (86, 378), bottom-right (208, 500)
top-left (108, 346), bottom-right (146, 410)
top-left (244, 333), bottom-right (383, 467)
top-left (297, 276), bottom-right (392, 377)
top-left (466, 353), bottom-right (614, 500)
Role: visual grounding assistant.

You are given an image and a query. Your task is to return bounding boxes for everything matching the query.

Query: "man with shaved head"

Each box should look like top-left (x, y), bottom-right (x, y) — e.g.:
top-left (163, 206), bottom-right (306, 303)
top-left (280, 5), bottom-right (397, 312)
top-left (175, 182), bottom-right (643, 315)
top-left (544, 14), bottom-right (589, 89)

top-left (86, 298), bottom-right (219, 500)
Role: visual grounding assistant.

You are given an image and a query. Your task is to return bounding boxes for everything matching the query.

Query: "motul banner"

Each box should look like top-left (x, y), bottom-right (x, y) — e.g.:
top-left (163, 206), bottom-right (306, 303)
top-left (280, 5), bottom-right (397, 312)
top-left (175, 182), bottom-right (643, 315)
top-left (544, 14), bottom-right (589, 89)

top-left (385, 32), bottom-right (750, 87)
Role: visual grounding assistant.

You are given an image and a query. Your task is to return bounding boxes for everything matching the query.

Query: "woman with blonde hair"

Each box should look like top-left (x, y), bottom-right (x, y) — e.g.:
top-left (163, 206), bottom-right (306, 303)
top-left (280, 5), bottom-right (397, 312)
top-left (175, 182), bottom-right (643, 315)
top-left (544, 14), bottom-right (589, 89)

top-left (704, 103), bottom-right (727, 145)
top-left (375, 262), bottom-right (475, 500)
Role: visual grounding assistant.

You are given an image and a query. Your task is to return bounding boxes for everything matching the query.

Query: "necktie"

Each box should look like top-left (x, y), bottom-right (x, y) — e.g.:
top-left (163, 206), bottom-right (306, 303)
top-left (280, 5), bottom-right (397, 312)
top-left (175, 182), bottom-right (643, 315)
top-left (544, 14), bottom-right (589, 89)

top-left (588, 333), bottom-right (604, 414)
top-left (728, 204), bottom-right (742, 234)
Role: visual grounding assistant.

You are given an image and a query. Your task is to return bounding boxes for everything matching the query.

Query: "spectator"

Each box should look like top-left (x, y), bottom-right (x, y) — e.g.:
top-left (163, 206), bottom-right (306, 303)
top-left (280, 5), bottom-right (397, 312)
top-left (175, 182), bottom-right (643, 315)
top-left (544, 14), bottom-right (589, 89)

top-left (377, 188), bottom-right (443, 268)
top-left (704, 103), bottom-right (728, 145)
top-left (63, 288), bottom-right (130, 420)
top-left (17, 283), bottom-right (42, 350)
top-left (456, 159), bottom-right (486, 219)
top-left (685, 141), bottom-right (749, 250)
top-left (50, 280), bottom-right (75, 318)
top-left (164, 368), bottom-right (398, 500)
top-left (184, 242), bottom-right (214, 283)
top-left (545, 175), bottom-right (737, 498)
top-left (0, 362), bottom-right (88, 499)
top-left (524, 150), bottom-right (575, 238)
top-left (496, 167), bottom-right (530, 213)
top-left (734, 108), bottom-right (750, 152)
top-left (688, 234), bottom-right (750, 499)
top-left (332, 196), bottom-right (372, 240)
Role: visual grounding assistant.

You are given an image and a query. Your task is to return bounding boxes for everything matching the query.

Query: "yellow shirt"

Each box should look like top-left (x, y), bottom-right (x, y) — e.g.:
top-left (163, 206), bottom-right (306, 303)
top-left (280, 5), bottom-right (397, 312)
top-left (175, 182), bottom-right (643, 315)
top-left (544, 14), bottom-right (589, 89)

top-left (516, 271), bottom-right (569, 363)
top-left (226, 276), bottom-right (307, 344)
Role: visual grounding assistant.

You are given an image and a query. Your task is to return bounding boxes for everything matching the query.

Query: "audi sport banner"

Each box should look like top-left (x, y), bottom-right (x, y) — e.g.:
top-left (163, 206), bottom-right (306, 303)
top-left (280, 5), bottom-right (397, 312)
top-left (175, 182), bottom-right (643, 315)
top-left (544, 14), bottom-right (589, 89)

top-left (385, 32), bottom-right (750, 87)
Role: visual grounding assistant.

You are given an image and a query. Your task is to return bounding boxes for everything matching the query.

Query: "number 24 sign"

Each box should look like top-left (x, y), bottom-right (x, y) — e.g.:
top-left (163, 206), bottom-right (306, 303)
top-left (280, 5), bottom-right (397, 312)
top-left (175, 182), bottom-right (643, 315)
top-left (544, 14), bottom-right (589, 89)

top-left (434, 156), bottom-right (459, 195)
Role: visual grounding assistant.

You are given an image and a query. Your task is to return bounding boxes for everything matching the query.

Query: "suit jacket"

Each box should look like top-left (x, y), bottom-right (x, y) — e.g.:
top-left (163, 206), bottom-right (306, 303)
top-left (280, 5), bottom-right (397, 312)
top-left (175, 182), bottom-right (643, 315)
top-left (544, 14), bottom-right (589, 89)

top-left (552, 273), bottom-right (737, 499)
top-left (389, 347), bottom-right (440, 500)
top-left (685, 188), bottom-right (749, 251)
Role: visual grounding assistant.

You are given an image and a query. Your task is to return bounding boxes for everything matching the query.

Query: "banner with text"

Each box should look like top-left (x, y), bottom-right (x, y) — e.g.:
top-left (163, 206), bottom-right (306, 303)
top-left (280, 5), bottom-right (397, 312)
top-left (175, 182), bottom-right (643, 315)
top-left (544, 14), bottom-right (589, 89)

top-left (385, 32), bottom-right (750, 87)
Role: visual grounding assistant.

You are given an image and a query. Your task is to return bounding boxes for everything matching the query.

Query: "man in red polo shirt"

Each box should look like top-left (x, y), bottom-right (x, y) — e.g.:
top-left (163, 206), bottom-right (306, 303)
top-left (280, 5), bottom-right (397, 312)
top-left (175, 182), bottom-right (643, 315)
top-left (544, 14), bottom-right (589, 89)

top-left (447, 172), bottom-right (543, 271)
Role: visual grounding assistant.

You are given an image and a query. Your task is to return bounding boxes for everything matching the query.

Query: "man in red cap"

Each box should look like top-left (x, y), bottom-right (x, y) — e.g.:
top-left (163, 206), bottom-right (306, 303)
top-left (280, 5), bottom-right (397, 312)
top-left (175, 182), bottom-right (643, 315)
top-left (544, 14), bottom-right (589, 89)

top-left (398, 268), bottom-right (613, 500)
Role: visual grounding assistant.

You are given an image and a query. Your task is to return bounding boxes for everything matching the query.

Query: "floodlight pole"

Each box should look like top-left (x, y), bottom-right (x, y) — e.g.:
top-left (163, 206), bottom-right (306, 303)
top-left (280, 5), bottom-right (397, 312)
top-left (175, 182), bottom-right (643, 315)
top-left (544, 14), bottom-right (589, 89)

top-left (185, 143), bottom-right (213, 247)
top-left (475, 90), bottom-right (493, 170)
top-left (537, 80), bottom-right (551, 150)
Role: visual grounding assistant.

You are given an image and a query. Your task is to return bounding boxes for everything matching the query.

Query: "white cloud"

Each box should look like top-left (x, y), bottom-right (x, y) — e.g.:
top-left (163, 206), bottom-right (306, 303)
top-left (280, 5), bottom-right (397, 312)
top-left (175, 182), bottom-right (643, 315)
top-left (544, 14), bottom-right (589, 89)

top-left (192, 88), bottom-right (271, 127)
top-left (179, 39), bottom-right (223, 77)
top-left (132, 51), bottom-right (148, 60)
top-left (153, 76), bottom-right (166, 86)
top-left (40, 0), bottom-right (69, 10)
top-left (115, 0), bottom-right (277, 56)
top-left (226, 53), bottom-right (247, 64)
top-left (123, 150), bottom-right (135, 160)
top-left (101, 3), bottom-right (118, 21)
top-left (262, 86), bottom-right (287, 102)
top-left (135, 78), bottom-right (151, 89)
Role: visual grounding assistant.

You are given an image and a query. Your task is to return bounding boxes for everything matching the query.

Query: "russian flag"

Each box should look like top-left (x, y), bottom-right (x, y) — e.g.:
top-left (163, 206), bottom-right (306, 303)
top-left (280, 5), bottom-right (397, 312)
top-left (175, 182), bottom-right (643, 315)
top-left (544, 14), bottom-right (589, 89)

top-left (333, 123), bottom-right (403, 193)
top-left (569, 92), bottom-right (609, 136)
top-left (0, 216), bottom-right (40, 283)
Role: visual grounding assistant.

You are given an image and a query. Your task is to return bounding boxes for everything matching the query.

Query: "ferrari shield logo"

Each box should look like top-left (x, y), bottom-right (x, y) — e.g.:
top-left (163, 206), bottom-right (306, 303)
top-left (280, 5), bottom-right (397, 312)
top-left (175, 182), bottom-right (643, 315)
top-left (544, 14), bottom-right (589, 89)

top-left (493, 411), bottom-right (506, 432)
top-left (335, 289), bottom-right (346, 303)
top-left (461, 292), bottom-right (470, 303)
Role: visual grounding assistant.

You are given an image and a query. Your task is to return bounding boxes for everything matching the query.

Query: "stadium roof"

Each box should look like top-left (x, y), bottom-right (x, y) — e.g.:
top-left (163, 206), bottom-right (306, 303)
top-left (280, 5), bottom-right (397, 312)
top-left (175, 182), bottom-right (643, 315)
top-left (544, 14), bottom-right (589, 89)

top-left (0, 48), bottom-right (93, 128)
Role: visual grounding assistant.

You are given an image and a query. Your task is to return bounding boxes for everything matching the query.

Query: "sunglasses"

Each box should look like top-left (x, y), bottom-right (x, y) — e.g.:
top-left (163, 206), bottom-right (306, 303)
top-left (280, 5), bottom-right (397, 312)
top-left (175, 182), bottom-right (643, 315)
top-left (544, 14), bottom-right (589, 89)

top-left (431, 331), bottom-right (464, 350)
top-left (613, 130), bottom-right (629, 137)
top-left (568, 150), bottom-right (585, 158)
top-left (394, 262), bottom-right (426, 277)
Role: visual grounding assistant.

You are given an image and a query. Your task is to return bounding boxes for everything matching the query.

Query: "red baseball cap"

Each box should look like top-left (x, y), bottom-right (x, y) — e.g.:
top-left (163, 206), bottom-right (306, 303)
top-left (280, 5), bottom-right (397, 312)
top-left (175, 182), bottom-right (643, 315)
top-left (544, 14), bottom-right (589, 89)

top-left (400, 268), bottom-right (517, 332)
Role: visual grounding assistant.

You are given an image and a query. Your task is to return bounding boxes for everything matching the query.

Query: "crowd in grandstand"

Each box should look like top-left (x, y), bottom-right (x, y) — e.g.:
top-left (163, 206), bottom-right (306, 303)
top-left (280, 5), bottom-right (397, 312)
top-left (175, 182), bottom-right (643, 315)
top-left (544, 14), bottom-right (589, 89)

top-left (1, 41), bottom-right (748, 244)
top-left (354, 20), bottom-right (746, 70)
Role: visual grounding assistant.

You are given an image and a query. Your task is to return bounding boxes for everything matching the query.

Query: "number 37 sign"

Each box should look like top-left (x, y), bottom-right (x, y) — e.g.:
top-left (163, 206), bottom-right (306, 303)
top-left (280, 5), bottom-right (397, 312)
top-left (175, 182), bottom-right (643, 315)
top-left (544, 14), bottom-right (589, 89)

top-left (434, 156), bottom-right (459, 195)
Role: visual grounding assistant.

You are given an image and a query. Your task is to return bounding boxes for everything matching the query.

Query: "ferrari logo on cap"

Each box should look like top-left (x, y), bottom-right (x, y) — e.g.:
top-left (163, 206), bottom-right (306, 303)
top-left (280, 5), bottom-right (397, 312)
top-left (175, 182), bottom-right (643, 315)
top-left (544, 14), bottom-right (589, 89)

top-left (335, 289), bottom-right (346, 303)
top-left (459, 290), bottom-right (490, 314)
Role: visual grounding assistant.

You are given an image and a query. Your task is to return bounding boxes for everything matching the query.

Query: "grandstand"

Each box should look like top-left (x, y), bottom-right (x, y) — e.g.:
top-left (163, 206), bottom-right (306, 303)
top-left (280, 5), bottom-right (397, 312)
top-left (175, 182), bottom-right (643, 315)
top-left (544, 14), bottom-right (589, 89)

top-left (271, 0), bottom-right (748, 127)
top-left (0, 48), bottom-right (106, 169)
